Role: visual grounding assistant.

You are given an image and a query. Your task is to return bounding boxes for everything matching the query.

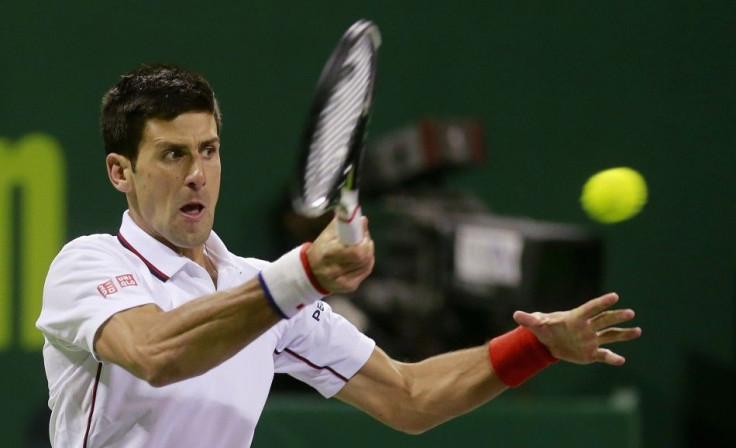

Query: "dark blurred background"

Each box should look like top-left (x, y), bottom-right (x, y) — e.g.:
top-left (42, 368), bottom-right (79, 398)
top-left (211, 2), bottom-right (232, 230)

top-left (1, 2), bottom-right (734, 448)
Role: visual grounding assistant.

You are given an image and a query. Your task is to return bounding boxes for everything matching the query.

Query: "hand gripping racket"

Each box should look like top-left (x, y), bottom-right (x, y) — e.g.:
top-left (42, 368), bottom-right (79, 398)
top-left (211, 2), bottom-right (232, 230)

top-left (292, 19), bottom-right (381, 245)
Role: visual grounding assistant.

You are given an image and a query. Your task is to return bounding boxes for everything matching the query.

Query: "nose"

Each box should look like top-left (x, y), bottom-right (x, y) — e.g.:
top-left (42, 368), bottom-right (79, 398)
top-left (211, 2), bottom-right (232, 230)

top-left (185, 157), bottom-right (206, 190)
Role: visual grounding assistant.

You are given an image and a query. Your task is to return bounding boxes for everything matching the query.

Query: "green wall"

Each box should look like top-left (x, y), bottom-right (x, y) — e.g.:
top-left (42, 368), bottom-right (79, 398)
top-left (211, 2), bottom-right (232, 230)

top-left (1, 2), bottom-right (733, 447)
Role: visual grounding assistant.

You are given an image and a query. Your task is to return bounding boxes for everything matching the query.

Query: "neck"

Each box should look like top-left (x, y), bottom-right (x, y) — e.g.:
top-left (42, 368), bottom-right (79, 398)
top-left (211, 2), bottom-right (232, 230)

top-left (124, 209), bottom-right (217, 285)
top-left (126, 208), bottom-right (209, 263)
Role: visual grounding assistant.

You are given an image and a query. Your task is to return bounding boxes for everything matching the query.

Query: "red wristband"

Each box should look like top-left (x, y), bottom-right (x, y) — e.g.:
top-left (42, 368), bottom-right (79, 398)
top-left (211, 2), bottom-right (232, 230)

top-left (488, 326), bottom-right (557, 387)
top-left (299, 243), bottom-right (331, 295)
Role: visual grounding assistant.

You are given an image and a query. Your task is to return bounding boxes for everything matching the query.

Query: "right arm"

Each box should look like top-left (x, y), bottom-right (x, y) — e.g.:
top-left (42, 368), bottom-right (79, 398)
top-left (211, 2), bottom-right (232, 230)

top-left (94, 281), bottom-right (280, 387)
top-left (94, 218), bottom-right (374, 387)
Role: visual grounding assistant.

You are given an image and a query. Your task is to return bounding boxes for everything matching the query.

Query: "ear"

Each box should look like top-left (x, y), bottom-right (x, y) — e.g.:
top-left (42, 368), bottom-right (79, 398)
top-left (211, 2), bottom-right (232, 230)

top-left (106, 153), bottom-right (134, 193)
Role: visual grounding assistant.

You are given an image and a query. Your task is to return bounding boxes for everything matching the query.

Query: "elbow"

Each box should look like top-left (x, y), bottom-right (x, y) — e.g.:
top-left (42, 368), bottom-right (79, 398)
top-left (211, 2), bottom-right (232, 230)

top-left (380, 379), bottom-right (441, 435)
top-left (379, 400), bottom-right (440, 435)
top-left (143, 354), bottom-right (190, 387)
top-left (395, 426), bottom-right (429, 436)
top-left (131, 339), bottom-right (217, 387)
top-left (145, 370), bottom-right (175, 388)
top-left (391, 419), bottom-right (436, 436)
top-left (138, 359), bottom-right (174, 388)
top-left (131, 346), bottom-right (184, 387)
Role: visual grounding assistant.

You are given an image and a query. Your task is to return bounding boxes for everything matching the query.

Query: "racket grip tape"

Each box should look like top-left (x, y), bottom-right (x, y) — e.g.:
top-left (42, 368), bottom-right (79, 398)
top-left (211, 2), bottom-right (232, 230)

top-left (337, 190), bottom-right (363, 245)
top-left (258, 243), bottom-right (329, 318)
top-left (488, 326), bottom-right (558, 387)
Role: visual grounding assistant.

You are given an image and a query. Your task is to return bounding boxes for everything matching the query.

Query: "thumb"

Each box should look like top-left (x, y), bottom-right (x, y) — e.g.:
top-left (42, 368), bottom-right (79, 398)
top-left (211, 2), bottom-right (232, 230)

top-left (513, 310), bottom-right (541, 328)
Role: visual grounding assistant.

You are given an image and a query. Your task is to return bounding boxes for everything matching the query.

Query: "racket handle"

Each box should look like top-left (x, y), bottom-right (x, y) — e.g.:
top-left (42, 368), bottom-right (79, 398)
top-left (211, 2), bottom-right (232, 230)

top-left (337, 190), bottom-right (363, 245)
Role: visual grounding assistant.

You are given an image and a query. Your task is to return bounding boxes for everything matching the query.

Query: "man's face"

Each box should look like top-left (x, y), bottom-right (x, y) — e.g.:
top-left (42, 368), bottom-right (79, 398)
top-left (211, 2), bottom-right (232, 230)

top-left (126, 112), bottom-right (221, 253)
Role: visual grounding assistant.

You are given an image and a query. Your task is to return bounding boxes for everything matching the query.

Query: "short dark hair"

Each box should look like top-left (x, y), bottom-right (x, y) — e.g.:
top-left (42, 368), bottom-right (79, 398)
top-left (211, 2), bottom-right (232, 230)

top-left (100, 64), bottom-right (222, 165)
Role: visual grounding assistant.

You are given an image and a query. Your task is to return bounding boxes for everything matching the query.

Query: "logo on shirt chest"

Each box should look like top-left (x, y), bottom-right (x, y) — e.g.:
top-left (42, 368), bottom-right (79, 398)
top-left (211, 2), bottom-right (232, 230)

top-left (97, 274), bottom-right (138, 297)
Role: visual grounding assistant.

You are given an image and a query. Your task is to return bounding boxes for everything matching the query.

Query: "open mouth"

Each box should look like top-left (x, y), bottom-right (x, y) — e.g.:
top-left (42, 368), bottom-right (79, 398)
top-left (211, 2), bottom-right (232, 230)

top-left (180, 203), bottom-right (205, 217)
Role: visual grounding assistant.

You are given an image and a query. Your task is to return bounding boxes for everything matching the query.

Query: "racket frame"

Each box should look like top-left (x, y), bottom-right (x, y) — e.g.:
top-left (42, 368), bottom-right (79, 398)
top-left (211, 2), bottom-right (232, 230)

top-left (292, 20), bottom-right (381, 244)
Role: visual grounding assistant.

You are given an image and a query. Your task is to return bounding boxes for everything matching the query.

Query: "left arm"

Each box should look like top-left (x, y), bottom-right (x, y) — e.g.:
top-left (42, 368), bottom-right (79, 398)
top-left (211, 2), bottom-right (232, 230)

top-left (335, 292), bottom-right (642, 434)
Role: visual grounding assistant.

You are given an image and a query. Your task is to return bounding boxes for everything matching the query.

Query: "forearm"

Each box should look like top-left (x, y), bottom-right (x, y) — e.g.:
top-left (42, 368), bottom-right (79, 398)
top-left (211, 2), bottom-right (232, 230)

top-left (96, 279), bottom-right (281, 386)
top-left (338, 345), bottom-right (508, 434)
top-left (394, 346), bottom-right (508, 431)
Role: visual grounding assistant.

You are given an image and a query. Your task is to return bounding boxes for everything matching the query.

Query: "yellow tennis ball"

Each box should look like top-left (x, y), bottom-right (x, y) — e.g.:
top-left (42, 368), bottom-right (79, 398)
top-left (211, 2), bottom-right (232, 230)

top-left (581, 167), bottom-right (648, 223)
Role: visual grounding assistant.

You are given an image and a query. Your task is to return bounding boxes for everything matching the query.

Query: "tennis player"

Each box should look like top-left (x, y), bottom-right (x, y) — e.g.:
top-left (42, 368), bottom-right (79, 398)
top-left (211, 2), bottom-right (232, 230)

top-left (36, 64), bottom-right (641, 448)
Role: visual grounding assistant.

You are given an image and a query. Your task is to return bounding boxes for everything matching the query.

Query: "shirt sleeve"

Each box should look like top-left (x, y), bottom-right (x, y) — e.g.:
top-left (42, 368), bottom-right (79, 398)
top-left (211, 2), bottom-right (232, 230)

top-left (36, 236), bottom-right (157, 361)
top-left (273, 300), bottom-right (375, 398)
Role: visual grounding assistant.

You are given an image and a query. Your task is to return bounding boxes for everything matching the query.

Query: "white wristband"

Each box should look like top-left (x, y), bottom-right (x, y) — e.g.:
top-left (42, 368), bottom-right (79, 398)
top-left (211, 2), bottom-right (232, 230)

top-left (258, 244), bottom-right (329, 318)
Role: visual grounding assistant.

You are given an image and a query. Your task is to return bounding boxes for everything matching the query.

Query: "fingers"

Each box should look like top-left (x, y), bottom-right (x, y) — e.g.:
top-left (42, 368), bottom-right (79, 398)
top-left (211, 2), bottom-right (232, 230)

top-left (589, 308), bottom-right (635, 331)
top-left (585, 295), bottom-right (641, 343)
top-left (597, 327), bottom-right (642, 345)
top-left (576, 292), bottom-right (619, 318)
top-left (592, 325), bottom-right (641, 366)
top-left (308, 216), bottom-right (375, 293)
top-left (595, 348), bottom-right (626, 366)
top-left (512, 311), bottom-right (543, 328)
top-left (586, 296), bottom-right (640, 365)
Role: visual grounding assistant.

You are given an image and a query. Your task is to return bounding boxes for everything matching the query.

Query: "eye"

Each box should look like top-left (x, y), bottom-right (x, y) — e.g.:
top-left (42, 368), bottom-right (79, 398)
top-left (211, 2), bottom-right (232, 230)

top-left (202, 145), bottom-right (218, 158)
top-left (163, 148), bottom-right (184, 160)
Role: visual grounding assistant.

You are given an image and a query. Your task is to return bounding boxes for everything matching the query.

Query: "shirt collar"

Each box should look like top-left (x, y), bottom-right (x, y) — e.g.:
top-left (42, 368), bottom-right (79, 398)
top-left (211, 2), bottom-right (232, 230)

top-left (117, 210), bottom-right (228, 282)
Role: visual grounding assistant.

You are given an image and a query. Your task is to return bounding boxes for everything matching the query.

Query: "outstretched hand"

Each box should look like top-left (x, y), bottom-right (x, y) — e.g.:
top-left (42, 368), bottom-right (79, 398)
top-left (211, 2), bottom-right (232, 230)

top-left (307, 217), bottom-right (375, 294)
top-left (513, 293), bottom-right (642, 366)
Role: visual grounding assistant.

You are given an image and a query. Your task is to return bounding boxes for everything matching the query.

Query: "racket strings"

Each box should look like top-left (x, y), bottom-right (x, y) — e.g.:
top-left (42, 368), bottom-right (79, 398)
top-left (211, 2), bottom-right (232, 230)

top-left (304, 36), bottom-right (374, 206)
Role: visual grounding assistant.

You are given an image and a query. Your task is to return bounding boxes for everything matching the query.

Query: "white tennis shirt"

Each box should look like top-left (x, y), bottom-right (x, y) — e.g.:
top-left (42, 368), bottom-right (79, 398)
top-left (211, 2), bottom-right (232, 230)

top-left (36, 211), bottom-right (375, 448)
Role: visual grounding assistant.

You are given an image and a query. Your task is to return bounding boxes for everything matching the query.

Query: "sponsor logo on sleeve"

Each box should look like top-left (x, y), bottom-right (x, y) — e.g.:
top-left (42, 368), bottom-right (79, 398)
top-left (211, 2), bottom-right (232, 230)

top-left (97, 280), bottom-right (118, 298)
top-left (116, 274), bottom-right (138, 288)
top-left (97, 274), bottom-right (138, 297)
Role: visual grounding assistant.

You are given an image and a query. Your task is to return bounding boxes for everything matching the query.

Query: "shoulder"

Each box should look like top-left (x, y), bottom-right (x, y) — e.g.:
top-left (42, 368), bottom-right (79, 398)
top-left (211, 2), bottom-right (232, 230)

top-left (51, 233), bottom-right (125, 265)
top-left (53, 233), bottom-right (118, 260)
top-left (61, 232), bottom-right (118, 250)
top-left (46, 233), bottom-right (142, 283)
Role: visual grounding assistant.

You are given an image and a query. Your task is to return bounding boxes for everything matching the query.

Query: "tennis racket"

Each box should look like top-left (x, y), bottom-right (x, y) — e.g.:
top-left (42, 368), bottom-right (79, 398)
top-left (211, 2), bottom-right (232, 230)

top-left (292, 19), bottom-right (381, 245)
